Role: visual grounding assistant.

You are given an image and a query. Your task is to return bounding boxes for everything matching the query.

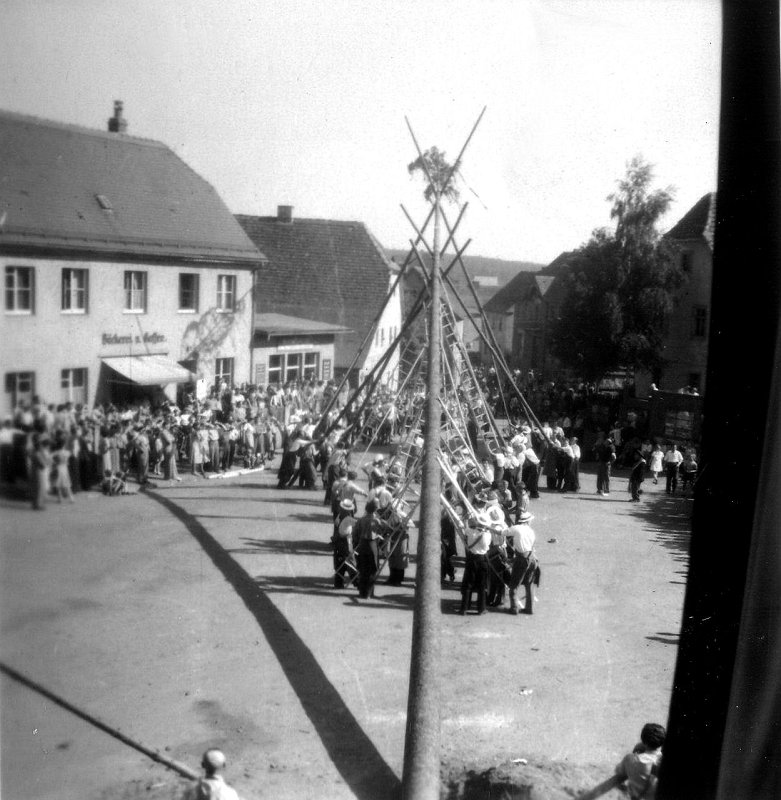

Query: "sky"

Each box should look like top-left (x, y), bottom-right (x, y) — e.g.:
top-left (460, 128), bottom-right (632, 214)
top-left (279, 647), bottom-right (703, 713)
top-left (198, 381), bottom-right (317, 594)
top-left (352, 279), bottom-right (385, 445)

top-left (1, 0), bottom-right (721, 265)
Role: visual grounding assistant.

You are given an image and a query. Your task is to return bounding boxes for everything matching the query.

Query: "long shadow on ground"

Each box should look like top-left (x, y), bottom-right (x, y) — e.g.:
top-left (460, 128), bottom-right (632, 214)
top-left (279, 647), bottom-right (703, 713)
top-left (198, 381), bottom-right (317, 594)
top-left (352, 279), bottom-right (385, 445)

top-left (145, 491), bottom-right (402, 800)
top-left (630, 491), bottom-right (692, 572)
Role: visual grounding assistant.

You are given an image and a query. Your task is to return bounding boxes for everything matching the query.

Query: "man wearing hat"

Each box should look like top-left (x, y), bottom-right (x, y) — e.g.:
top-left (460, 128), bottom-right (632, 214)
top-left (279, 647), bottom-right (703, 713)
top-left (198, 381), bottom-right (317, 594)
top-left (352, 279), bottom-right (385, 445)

top-left (459, 497), bottom-right (493, 615)
top-left (332, 498), bottom-right (357, 588)
top-left (505, 511), bottom-right (540, 615)
top-left (182, 747), bottom-right (242, 799)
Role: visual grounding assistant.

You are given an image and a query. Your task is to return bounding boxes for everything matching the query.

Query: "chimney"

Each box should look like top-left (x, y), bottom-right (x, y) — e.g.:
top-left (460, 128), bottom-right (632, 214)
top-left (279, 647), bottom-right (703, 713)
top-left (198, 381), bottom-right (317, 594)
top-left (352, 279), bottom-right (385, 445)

top-left (277, 205), bottom-right (294, 223)
top-left (108, 100), bottom-right (128, 134)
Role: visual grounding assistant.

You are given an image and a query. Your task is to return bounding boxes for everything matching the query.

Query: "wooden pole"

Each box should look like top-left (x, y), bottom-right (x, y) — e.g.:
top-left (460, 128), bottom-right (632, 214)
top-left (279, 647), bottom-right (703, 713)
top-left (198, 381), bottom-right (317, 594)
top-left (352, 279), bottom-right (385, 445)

top-left (0, 662), bottom-right (199, 780)
top-left (401, 190), bottom-right (443, 800)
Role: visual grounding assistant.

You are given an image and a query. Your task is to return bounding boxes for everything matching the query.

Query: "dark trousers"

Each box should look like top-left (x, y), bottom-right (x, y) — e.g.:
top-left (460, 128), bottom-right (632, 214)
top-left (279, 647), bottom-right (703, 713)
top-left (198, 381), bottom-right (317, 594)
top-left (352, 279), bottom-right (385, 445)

top-left (357, 540), bottom-right (379, 598)
top-left (460, 553), bottom-right (489, 614)
top-left (596, 462), bottom-right (611, 493)
top-left (665, 464), bottom-right (679, 494)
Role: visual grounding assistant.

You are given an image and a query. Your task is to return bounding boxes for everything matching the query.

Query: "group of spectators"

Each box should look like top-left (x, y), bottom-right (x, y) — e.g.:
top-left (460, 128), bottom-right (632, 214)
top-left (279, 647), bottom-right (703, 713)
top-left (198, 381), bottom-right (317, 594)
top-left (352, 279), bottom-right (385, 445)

top-left (0, 377), bottom-right (355, 508)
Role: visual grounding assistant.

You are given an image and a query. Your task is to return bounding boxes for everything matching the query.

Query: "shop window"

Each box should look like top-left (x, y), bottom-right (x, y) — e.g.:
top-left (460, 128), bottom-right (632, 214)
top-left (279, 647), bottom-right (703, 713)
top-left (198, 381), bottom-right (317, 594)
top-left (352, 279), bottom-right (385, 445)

top-left (124, 271), bottom-right (147, 313)
top-left (285, 353), bottom-right (302, 383)
top-left (179, 274), bottom-right (199, 312)
top-left (303, 352), bottom-right (319, 379)
top-left (692, 305), bottom-right (708, 337)
top-left (5, 371), bottom-right (35, 408)
top-left (217, 275), bottom-right (236, 311)
top-left (61, 368), bottom-right (88, 404)
top-left (5, 266), bottom-right (34, 313)
top-left (268, 355), bottom-right (282, 386)
top-left (62, 268), bottom-right (88, 313)
top-left (215, 357), bottom-right (234, 387)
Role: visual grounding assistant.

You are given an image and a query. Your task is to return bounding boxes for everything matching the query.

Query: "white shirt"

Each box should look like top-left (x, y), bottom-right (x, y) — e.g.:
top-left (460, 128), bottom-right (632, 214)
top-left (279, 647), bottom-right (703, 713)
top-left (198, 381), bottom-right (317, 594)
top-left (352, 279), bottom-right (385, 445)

top-left (664, 449), bottom-right (683, 466)
top-left (465, 528), bottom-right (491, 555)
top-left (182, 775), bottom-right (241, 800)
top-left (505, 523), bottom-right (536, 555)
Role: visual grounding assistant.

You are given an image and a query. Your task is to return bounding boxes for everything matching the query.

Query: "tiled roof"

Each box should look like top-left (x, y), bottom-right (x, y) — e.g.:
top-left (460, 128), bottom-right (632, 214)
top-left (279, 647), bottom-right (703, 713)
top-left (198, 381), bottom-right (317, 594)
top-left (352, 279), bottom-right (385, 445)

top-left (483, 271), bottom-right (536, 313)
top-left (539, 250), bottom-right (577, 276)
top-left (0, 110), bottom-right (263, 265)
top-left (254, 312), bottom-right (351, 336)
top-left (236, 214), bottom-right (394, 368)
top-left (665, 193), bottom-right (717, 250)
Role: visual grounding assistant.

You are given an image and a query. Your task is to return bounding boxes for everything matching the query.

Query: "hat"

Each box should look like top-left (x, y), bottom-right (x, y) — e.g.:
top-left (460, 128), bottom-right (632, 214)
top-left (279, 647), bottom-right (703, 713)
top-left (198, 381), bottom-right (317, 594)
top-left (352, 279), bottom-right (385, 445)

top-left (373, 454), bottom-right (385, 463)
top-left (518, 510), bottom-right (534, 523)
top-left (339, 498), bottom-right (355, 511)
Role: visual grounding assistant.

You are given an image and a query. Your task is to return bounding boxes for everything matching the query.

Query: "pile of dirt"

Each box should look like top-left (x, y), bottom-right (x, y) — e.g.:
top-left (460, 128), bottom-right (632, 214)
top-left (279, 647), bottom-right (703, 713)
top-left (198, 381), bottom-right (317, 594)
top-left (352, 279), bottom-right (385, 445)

top-left (440, 757), bottom-right (622, 800)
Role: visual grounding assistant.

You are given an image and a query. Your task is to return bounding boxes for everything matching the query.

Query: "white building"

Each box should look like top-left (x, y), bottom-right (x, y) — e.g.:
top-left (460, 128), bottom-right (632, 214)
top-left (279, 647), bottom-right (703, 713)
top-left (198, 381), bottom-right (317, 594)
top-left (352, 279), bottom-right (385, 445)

top-left (1, 105), bottom-right (265, 414)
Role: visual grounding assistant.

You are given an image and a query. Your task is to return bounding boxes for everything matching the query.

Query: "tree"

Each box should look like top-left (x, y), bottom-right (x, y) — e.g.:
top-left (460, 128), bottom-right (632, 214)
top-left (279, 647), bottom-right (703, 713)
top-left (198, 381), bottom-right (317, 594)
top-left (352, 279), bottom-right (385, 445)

top-left (550, 156), bottom-right (683, 382)
top-left (407, 146), bottom-right (460, 204)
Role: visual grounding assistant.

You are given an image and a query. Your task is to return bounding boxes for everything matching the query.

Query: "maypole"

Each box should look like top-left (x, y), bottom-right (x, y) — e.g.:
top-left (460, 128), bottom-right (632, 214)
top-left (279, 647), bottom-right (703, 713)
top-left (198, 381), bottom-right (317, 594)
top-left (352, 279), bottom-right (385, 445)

top-left (401, 108), bottom-right (485, 800)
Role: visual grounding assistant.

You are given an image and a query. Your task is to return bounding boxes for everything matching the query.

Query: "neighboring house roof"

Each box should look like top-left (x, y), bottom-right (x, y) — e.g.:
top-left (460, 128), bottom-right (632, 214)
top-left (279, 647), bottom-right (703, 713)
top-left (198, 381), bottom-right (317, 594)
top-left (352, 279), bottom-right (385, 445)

top-left (236, 213), bottom-right (394, 368)
top-left (534, 275), bottom-right (556, 296)
top-left (254, 312), bottom-right (351, 337)
top-left (539, 250), bottom-right (578, 276)
top-left (483, 271), bottom-right (537, 313)
top-left (665, 192), bottom-right (717, 250)
top-left (0, 110), bottom-right (264, 265)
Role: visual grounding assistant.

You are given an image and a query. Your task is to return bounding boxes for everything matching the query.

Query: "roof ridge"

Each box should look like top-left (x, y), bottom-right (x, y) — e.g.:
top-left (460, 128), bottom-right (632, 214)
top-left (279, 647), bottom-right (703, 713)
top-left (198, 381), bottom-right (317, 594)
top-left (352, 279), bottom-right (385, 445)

top-left (0, 108), bottom-right (167, 148)
top-left (235, 213), bottom-right (366, 226)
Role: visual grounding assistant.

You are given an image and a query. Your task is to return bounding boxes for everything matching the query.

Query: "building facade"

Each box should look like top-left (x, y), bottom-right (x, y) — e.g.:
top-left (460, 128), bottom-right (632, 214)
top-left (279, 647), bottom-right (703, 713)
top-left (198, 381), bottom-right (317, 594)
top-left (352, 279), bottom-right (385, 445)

top-left (251, 312), bottom-right (349, 387)
top-left (1, 107), bottom-right (264, 414)
top-left (659, 193), bottom-right (715, 395)
top-left (237, 207), bottom-right (402, 386)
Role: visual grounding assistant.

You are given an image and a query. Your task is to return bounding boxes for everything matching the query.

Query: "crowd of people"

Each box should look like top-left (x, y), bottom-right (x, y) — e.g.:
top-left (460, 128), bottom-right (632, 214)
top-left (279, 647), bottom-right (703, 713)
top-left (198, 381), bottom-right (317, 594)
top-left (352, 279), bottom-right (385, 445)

top-left (0, 378), bottom-right (355, 506)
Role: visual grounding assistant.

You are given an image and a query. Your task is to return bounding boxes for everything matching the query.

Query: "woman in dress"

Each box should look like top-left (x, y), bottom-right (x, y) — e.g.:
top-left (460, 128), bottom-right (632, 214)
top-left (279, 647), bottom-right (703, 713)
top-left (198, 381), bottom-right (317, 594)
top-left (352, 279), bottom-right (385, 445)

top-left (649, 442), bottom-right (664, 484)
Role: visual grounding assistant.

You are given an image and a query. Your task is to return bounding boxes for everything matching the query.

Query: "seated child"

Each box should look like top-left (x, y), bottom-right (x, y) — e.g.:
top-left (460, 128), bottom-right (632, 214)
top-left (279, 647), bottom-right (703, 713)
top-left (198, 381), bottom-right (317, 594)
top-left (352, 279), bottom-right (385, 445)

top-left (615, 722), bottom-right (665, 799)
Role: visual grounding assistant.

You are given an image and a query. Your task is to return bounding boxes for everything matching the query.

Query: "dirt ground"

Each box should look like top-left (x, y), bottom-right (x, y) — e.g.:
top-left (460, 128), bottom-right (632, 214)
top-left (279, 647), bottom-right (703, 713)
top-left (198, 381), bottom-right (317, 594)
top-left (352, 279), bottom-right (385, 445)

top-left (0, 454), bottom-right (691, 799)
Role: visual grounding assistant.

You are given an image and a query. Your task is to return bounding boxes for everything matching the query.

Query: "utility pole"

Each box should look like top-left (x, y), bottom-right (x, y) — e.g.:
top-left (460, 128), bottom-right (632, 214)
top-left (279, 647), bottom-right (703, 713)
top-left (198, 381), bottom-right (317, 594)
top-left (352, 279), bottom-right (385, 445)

top-left (401, 188), bottom-right (443, 800)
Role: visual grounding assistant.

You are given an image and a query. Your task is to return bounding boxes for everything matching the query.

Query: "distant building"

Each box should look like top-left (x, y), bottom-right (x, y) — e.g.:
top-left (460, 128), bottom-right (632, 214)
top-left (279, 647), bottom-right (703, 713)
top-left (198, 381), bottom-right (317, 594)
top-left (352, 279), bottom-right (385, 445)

top-left (1, 105), bottom-right (264, 414)
top-left (251, 313), bottom-right (350, 387)
top-left (237, 208), bottom-right (401, 387)
top-left (658, 192), bottom-right (716, 395)
top-left (482, 253), bottom-right (573, 383)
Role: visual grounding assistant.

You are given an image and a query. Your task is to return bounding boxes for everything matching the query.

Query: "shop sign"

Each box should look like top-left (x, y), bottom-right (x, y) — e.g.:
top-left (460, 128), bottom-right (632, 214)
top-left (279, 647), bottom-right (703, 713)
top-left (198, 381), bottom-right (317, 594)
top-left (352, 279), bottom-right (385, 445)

top-left (102, 332), bottom-right (167, 346)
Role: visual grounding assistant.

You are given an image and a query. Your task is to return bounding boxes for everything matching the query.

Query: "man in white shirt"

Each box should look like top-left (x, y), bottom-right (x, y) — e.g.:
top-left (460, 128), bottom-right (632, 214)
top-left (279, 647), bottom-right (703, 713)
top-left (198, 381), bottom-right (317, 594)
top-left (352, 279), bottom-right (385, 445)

top-left (505, 510), bottom-right (540, 615)
top-left (459, 501), bottom-right (493, 616)
top-left (663, 443), bottom-right (684, 495)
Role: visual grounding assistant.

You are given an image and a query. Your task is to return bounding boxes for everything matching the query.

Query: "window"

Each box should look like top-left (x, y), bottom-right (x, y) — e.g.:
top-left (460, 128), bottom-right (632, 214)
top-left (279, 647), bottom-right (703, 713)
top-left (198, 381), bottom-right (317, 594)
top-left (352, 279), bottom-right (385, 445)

top-left (692, 306), bottom-right (708, 337)
top-left (681, 251), bottom-right (693, 273)
top-left (217, 275), bottom-right (236, 311)
top-left (179, 273), bottom-right (199, 312)
top-left (215, 357), bottom-right (234, 387)
top-left (285, 353), bottom-right (302, 383)
top-left (5, 266), bottom-right (34, 313)
top-left (268, 355), bottom-right (282, 385)
top-left (61, 368), bottom-right (88, 404)
top-left (5, 371), bottom-right (35, 408)
top-left (62, 268), bottom-right (88, 313)
top-left (303, 352), bottom-right (319, 379)
top-left (124, 271), bottom-right (147, 312)
top-left (268, 352), bottom-right (320, 384)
